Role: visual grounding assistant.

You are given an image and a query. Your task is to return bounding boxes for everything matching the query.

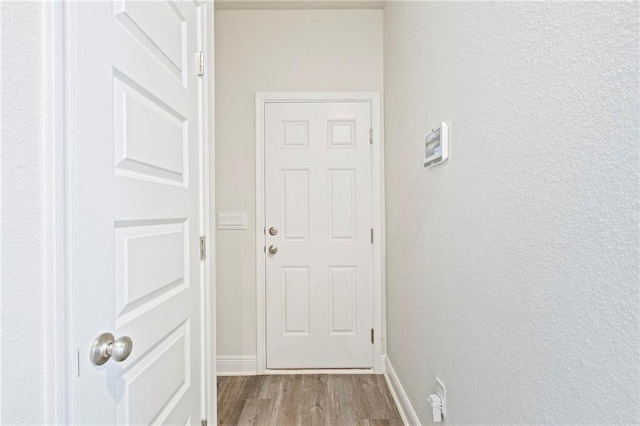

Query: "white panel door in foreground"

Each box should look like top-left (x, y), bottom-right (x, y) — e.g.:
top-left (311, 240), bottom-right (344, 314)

top-left (70, 1), bottom-right (207, 424)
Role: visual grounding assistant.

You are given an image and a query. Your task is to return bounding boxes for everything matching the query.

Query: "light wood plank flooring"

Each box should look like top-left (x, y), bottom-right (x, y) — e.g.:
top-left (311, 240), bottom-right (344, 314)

top-left (217, 375), bottom-right (403, 426)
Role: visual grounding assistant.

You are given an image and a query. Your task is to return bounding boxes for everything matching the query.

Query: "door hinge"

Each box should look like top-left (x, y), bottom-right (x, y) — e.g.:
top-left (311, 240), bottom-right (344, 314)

top-left (77, 349), bottom-right (80, 377)
top-left (201, 420), bottom-right (207, 426)
top-left (200, 236), bottom-right (207, 260)
top-left (371, 329), bottom-right (374, 344)
top-left (369, 128), bottom-right (373, 144)
top-left (196, 51), bottom-right (205, 76)
top-left (370, 228), bottom-right (373, 244)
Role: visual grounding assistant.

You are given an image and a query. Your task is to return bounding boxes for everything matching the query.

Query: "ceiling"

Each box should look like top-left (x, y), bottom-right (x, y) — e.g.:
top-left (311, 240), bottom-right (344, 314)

top-left (214, 0), bottom-right (386, 10)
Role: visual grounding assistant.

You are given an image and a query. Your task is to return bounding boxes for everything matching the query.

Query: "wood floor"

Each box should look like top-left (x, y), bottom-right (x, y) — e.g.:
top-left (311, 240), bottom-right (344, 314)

top-left (217, 374), bottom-right (403, 426)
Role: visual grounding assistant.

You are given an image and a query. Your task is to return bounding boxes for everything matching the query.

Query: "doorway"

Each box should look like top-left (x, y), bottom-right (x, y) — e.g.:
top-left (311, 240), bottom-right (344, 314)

top-left (255, 93), bottom-right (384, 374)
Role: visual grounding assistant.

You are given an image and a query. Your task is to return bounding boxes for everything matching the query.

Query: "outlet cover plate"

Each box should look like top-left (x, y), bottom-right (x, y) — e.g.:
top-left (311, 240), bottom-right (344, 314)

top-left (436, 377), bottom-right (447, 417)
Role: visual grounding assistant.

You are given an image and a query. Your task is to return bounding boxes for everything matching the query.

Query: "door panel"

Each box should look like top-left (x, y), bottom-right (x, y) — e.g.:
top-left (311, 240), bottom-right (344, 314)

top-left (329, 266), bottom-right (356, 334)
top-left (282, 169), bottom-right (310, 241)
top-left (113, 0), bottom-right (187, 83)
top-left (113, 74), bottom-right (188, 186)
top-left (282, 267), bottom-right (311, 334)
top-left (72, 1), bottom-right (205, 424)
top-left (265, 102), bottom-right (373, 369)
top-left (117, 320), bottom-right (191, 425)
top-left (329, 169), bottom-right (356, 240)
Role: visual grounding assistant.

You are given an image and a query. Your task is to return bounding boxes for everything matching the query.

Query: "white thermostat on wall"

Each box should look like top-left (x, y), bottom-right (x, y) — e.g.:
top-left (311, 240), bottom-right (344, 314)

top-left (424, 122), bottom-right (449, 168)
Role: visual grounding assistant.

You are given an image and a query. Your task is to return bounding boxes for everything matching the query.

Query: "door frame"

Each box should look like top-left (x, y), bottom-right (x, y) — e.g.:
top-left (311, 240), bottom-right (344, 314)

top-left (255, 92), bottom-right (384, 375)
top-left (44, 2), bottom-right (216, 423)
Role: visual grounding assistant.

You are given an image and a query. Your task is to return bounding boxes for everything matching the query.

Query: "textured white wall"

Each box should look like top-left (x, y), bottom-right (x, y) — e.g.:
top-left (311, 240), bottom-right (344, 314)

top-left (384, 2), bottom-right (639, 424)
top-left (0, 2), bottom-right (47, 424)
top-left (215, 9), bottom-right (383, 356)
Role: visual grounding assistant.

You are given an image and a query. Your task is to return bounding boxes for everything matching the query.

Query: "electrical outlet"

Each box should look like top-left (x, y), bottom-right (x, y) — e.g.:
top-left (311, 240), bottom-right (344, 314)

top-left (436, 377), bottom-right (447, 418)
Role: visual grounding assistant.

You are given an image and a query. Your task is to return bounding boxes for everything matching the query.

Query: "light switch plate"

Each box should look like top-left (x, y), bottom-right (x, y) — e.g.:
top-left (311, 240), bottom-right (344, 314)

top-left (217, 213), bottom-right (247, 230)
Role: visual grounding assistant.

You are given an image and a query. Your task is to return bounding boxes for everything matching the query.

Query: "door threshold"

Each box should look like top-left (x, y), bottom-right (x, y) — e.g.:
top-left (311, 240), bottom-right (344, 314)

top-left (261, 368), bottom-right (376, 375)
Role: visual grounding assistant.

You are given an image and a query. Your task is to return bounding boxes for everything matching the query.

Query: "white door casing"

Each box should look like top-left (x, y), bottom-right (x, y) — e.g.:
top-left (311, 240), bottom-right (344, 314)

top-left (62, 1), bottom-right (212, 424)
top-left (256, 93), bottom-right (384, 373)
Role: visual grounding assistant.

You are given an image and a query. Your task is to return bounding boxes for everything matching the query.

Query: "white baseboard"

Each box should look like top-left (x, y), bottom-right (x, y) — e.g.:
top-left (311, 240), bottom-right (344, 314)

top-left (217, 355), bottom-right (257, 376)
top-left (384, 356), bottom-right (421, 426)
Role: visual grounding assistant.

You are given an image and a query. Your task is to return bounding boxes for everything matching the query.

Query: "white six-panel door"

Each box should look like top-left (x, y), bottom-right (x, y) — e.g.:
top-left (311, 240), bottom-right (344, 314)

top-left (264, 102), bottom-right (374, 369)
top-left (69, 1), bottom-right (208, 424)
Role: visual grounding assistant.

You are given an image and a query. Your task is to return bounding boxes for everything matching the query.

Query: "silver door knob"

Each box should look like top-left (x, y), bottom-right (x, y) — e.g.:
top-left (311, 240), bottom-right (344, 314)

top-left (268, 227), bottom-right (278, 236)
top-left (268, 245), bottom-right (278, 254)
top-left (90, 332), bottom-right (133, 365)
